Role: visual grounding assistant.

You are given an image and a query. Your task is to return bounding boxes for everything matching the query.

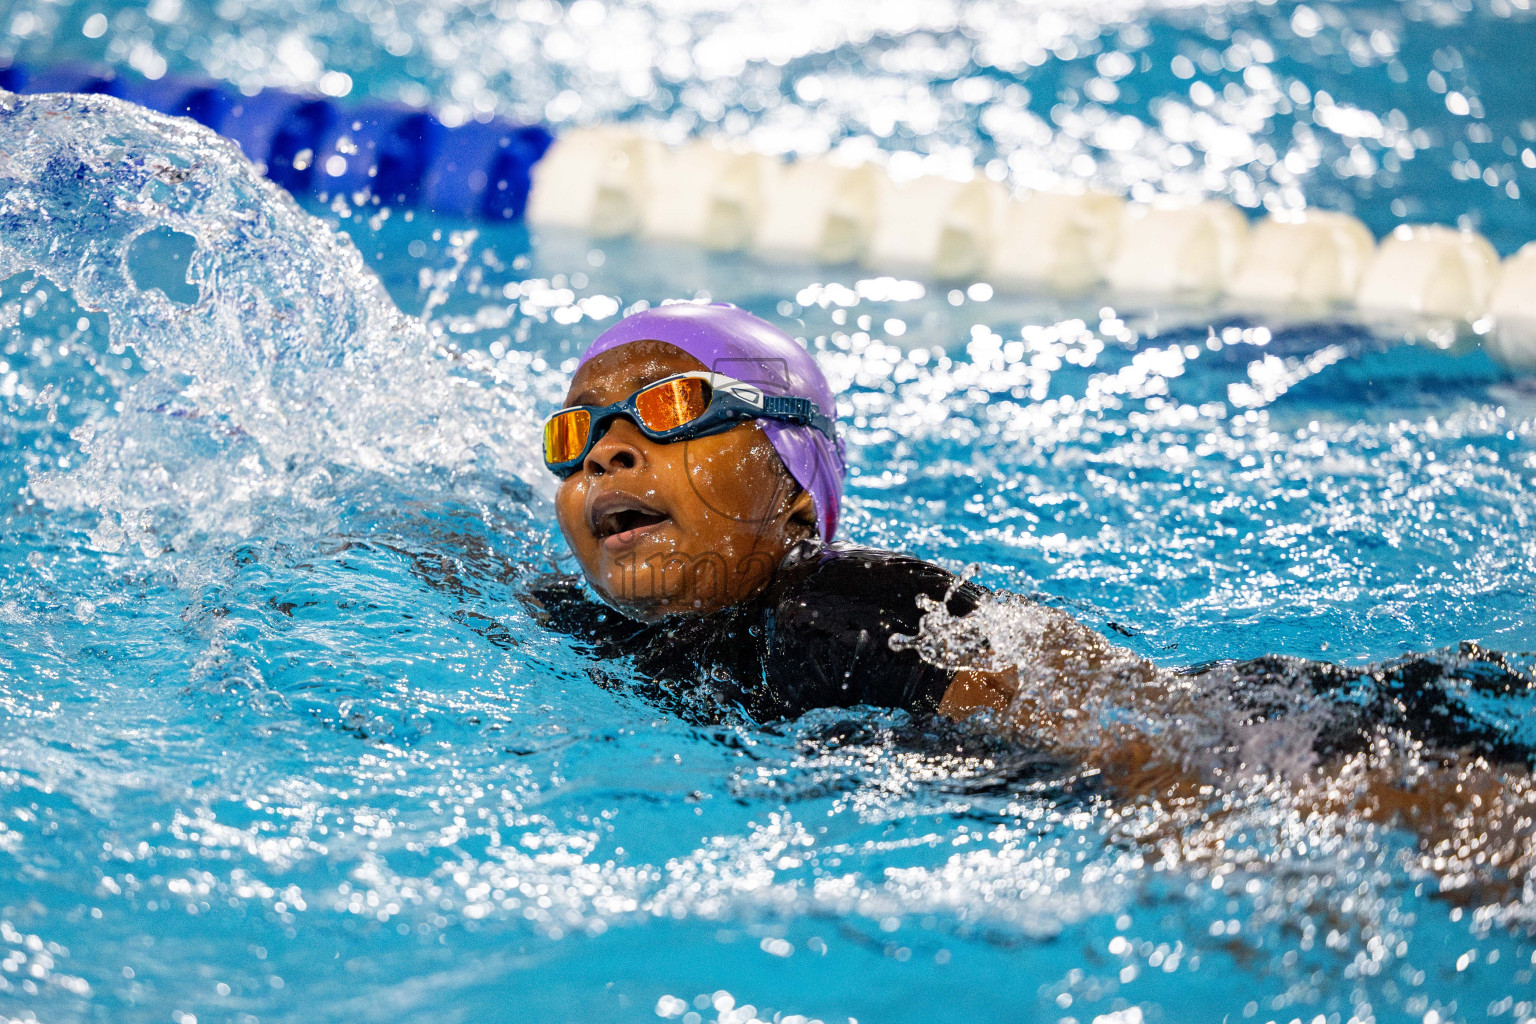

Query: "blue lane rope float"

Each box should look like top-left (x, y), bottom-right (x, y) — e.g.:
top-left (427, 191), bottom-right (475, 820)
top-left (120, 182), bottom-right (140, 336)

top-left (0, 62), bottom-right (553, 221)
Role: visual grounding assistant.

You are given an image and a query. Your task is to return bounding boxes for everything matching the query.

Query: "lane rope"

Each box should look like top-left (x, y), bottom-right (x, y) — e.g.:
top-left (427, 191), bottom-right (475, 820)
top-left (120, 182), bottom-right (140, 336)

top-left (3, 63), bottom-right (1532, 368)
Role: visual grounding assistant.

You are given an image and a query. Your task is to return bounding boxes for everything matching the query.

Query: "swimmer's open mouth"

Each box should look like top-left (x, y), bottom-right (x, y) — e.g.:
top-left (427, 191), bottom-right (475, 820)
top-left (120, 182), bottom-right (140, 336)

top-left (589, 493), bottom-right (672, 543)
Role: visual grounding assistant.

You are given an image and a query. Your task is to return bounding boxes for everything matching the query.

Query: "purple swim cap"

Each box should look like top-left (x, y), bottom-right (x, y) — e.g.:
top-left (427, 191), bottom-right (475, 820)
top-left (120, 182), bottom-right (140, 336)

top-left (578, 303), bottom-right (846, 540)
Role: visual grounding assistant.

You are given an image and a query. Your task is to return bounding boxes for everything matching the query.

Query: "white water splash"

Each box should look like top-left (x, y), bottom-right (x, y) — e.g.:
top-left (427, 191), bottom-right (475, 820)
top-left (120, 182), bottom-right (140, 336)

top-left (0, 89), bottom-right (546, 565)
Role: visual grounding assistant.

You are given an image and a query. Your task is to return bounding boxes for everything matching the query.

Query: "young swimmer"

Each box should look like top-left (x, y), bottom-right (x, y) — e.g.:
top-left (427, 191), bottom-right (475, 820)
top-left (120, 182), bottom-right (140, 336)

top-left (525, 302), bottom-right (1536, 793)
top-left (528, 301), bottom-right (990, 722)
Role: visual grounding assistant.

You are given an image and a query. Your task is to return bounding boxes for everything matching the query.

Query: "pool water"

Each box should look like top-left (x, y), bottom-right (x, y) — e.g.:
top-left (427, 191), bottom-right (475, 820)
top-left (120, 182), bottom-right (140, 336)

top-left (4, 2), bottom-right (1536, 1023)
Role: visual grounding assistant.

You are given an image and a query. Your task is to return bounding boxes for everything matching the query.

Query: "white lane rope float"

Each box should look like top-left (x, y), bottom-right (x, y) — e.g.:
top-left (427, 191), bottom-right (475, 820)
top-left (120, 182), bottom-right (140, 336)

top-left (527, 126), bottom-right (1536, 370)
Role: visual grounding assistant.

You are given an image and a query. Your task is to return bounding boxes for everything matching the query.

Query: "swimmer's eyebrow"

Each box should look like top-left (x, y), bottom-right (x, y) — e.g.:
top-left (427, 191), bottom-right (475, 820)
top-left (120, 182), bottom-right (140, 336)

top-left (565, 365), bottom-right (690, 407)
top-left (565, 374), bottom-right (656, 407)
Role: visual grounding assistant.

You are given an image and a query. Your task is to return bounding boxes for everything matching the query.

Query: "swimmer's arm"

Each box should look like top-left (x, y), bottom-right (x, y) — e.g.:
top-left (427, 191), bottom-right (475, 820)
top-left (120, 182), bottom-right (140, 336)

top-left (935, 608), bottom-right (1212, 796)
top-left (936, 667), bottom-right (1016, 719)
top-left (940, 663), bottom-right (1214, 804)
top-left (936, 604), bottom-right (1164, 727)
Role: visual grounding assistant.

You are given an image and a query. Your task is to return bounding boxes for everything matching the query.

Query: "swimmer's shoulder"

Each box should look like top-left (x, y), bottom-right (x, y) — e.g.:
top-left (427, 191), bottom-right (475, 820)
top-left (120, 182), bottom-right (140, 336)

top-left (769, 541), bottom-right (987, 627)
top-left (754, 543), bottom-right (986, 716)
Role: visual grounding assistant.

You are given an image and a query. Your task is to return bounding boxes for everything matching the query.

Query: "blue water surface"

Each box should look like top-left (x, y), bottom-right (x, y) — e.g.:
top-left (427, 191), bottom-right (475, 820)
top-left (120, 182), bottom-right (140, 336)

top-left (3, 2), bottom-right (1536, 1023)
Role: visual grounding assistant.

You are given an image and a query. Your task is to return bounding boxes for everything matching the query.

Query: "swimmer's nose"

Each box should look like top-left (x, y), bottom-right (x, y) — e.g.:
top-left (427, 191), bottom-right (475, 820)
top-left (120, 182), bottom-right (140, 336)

top-left (583, 417), bottom-right (647, 476)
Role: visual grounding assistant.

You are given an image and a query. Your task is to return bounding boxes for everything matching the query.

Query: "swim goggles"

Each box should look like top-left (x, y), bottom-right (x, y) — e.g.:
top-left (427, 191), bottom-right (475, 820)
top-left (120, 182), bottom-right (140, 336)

top-left (542, 371), bottom-right (838, 477)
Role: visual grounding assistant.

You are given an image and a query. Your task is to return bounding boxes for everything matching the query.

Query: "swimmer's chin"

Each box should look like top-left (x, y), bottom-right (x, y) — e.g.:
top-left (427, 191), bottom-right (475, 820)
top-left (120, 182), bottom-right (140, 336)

top-left (581, 543), bottom-right (691, 622)
top-left (585, 560), bottom-right (737, 622)
top-left (587, 584), bottom-right (691, 623)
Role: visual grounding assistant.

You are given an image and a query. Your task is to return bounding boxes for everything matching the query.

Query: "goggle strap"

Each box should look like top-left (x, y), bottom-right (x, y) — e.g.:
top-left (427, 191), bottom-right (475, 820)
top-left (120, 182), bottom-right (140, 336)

top-left (762, 395), bottom-right (836, 439)
top-left (762, 395), bottom-right (804, 419)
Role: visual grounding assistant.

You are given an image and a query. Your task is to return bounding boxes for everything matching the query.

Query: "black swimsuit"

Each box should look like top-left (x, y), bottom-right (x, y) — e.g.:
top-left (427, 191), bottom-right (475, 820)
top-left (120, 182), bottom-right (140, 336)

top-left (526, 544), bottom-right (1535, 767)
top-left (524, 543), bottom-right (984, 724)
top-left (1186, 647), bottom-right (1536, 766)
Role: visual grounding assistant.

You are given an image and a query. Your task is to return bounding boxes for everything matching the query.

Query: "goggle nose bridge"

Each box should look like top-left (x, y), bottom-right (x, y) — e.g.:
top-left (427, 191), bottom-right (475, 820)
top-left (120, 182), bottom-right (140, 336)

top-left (580, 406), bottom-right (653, 453)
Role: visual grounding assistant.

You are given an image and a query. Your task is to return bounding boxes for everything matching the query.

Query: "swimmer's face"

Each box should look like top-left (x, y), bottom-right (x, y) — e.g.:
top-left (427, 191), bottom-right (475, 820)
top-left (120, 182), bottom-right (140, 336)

top-left (553, 340), bottom-right (817, 620)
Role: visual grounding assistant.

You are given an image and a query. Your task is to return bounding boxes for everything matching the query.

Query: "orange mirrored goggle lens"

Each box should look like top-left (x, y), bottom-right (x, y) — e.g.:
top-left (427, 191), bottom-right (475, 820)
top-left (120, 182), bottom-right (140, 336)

top-left (634, 377), bottom-right (709, 433)
top-left (543, 379), bottom-right (712, 467)
top-left (543, 408), bottom-right (592, 465)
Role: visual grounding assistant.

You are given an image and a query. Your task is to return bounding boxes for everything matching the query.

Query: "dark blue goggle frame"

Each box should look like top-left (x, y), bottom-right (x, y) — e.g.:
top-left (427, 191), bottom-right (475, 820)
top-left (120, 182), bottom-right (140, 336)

top-left (543, 371), bottom-right (837, 478)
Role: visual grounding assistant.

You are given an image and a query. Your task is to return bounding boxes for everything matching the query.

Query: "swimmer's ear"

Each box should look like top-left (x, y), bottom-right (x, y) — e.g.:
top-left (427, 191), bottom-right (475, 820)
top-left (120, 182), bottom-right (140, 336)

top-left (785, 487), bottom-right (818, 540)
